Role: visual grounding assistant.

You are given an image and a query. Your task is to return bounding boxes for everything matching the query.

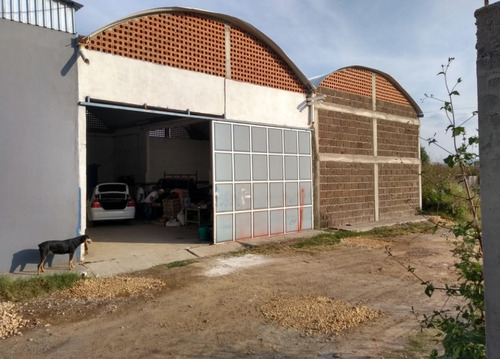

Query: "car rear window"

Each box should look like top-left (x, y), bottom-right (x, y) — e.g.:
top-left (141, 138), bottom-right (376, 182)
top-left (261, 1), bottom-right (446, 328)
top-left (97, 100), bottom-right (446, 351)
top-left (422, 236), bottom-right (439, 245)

top-left (98, 184), bottom-right (127, 193)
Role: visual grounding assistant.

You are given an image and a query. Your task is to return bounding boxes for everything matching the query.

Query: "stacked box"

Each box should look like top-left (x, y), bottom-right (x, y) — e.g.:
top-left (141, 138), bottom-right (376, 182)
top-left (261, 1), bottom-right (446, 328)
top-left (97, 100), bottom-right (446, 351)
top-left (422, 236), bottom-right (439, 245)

top-left (162, 198), bottom-right (181, 219)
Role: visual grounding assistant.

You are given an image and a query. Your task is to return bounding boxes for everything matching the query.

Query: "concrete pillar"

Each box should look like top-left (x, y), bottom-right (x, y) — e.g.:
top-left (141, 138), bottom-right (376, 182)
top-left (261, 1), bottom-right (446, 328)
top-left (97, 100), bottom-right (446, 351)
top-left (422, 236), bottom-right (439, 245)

top-left (476, 3), bottom-right (500, 356)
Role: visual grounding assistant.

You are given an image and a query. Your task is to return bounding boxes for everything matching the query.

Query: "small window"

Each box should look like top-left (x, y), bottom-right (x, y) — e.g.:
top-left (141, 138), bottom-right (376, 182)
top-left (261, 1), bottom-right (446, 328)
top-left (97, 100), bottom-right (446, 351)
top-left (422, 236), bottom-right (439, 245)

top-left (168, 126), bottom-right (190, 139)
top-left (149, 128), bottom-right (166, 138)
top-left (148, 126), bottom-right (190, 139)
top-left (86, 110), bottom-right (109, 131)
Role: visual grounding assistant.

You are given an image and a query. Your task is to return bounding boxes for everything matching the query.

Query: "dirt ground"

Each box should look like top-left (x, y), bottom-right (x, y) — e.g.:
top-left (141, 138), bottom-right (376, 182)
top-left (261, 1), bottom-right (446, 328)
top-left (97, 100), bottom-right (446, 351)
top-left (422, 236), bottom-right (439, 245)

top-left (0, 226), bottom-right (456, 359)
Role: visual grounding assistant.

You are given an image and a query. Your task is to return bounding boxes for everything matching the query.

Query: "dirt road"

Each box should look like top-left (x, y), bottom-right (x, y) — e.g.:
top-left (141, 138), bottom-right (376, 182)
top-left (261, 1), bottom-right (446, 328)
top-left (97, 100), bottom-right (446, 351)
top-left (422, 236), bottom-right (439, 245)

top-left (0, 228), bottom-right (455, 358)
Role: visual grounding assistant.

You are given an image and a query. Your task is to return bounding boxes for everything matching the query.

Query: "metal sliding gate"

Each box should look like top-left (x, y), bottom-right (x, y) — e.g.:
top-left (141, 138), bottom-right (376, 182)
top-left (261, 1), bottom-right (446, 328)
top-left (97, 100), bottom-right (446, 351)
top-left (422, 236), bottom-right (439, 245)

top-left (212, 121), bottom-right (313, 243)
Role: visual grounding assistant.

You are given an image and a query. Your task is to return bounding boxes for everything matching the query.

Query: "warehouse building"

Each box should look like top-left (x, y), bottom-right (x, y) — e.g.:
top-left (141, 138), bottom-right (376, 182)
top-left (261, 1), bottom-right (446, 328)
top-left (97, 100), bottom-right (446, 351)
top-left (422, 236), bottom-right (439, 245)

top-left (0, 1), bottom-right (421, 273)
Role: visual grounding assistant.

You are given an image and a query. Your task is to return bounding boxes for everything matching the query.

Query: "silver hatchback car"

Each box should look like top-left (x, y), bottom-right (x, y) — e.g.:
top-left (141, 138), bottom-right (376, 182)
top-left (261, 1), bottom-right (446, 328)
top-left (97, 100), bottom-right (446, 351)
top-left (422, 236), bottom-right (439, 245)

top-left (87, 183), bottom-right (136, 225)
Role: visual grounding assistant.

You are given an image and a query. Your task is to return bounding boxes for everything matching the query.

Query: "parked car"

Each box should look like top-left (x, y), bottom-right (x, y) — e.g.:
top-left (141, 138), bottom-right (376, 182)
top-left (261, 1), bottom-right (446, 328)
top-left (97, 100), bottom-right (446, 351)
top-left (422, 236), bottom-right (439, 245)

top-left (87, 183), bottom-right (135, 225)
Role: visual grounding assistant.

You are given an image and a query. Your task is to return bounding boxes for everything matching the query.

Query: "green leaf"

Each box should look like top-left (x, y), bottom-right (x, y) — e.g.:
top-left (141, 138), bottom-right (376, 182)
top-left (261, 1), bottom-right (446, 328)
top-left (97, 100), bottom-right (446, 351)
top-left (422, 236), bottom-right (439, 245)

top-left (469, 136), bottom-right (479, 145)
top-left (441, 101), bottom-right (453, 112)
top-left (453, 126), bottom-right (465, 137)
top-left (450, 90), bottom-right (460, 96)
top-left (425, 283), bottom-right (435, 297)
top-left (444, 155), bottom-right (456, 168)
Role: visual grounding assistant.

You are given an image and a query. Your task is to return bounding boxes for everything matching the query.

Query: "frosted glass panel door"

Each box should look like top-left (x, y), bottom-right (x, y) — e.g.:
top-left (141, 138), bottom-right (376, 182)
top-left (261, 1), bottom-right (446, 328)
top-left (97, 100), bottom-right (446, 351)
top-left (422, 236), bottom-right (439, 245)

top-left (212, 121), bottom-right (313, 243)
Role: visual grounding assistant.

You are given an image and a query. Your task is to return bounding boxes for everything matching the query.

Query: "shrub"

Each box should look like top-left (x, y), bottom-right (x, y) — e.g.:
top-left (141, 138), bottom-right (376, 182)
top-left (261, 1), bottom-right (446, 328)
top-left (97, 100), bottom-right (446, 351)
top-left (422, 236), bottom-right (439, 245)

top-left (421, 162), bottom-right (479, 222)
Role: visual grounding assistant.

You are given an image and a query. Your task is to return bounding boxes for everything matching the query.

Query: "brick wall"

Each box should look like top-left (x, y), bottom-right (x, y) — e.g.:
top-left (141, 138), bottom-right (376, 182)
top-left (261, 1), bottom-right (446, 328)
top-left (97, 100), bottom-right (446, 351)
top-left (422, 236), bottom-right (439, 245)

top-left (377, 119), bottom-right (419, 158)
top-left (376, 99), bottom-right (418, 118)
top-left (378, 164), bottom-right (420, 220)
top-left (317, 109), bottom-right (373, 156)
top-left (317, 87), bottom-right (372, 110)
top-left (315, 67), bottom-right (420, 228)
top-left (319, 162), bottom-right (375, 227)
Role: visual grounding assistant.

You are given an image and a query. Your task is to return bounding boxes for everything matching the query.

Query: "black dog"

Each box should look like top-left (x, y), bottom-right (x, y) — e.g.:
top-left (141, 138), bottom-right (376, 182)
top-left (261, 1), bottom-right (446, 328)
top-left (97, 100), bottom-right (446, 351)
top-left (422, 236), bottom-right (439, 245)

top-left (38, 235), bottom-right (92, 274)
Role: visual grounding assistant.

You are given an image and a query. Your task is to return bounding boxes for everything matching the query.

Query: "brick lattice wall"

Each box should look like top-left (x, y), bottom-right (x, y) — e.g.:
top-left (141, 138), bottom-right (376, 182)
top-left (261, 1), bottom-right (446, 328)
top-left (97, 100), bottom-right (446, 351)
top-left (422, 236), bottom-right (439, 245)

top-left (82, 12), bottom-right (306, 93)
top-left (229, 27), bottom-right (305, 92)
top-left (375, 75), bottom-right (410, 107)
top-left (320, 68), bottom-right (373, 98)
top-left (318, 68), bottom-right (412, 109)
top-left (377, 119), bottom-right (419, 158)
top-left (378, 164), bottom-right (420, 220)
top-left (84, 13), bottom-right (226, 77)
top-left (319, 162), bottom-right (375, 227)
top-left (317, 109), bottom-right (373, 156)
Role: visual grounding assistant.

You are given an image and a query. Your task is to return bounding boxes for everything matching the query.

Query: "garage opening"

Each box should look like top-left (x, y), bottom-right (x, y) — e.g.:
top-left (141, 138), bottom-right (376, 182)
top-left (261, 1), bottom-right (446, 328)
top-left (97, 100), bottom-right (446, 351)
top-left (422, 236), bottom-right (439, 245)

top-left (83, 99), bottom-right (217, 242)
top-left (82, 99), bottom-right (314, 245)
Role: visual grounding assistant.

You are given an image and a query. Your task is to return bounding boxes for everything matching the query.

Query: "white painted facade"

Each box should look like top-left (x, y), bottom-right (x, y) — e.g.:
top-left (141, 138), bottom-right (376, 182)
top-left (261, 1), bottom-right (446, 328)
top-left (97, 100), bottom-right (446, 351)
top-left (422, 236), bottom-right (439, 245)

top-left (78, 51), bottom-right (309, 128)
top-left (225, 81), bottom-right (308, 127)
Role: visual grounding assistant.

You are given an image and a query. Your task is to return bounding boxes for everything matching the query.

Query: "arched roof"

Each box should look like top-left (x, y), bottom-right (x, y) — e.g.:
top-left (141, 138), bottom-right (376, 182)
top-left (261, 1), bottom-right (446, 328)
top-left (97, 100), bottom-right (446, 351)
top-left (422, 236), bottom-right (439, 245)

top-left (79, 7), bottom-right (313, 93)
top-left (311, 65), bottom-right (423, 117)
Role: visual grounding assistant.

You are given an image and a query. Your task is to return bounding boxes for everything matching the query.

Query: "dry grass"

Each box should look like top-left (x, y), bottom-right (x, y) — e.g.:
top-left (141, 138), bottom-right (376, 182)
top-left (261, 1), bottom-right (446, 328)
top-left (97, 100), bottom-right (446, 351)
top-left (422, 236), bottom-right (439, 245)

top-left (260, 295), bottom-right (383, 336)
top-left (58, 277), bottom-right (166, 300)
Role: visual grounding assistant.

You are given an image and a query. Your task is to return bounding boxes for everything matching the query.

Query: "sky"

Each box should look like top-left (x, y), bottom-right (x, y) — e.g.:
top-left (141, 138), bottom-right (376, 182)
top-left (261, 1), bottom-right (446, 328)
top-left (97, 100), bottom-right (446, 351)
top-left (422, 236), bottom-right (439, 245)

top-left (74, 0), bottom-right (492, 162)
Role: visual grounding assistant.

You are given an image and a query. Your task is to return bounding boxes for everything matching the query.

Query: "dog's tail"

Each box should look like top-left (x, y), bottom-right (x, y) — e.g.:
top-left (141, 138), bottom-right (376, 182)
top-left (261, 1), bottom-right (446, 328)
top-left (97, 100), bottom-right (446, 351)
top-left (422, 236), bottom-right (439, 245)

top-left (83, 238), bottom-right (92, 257)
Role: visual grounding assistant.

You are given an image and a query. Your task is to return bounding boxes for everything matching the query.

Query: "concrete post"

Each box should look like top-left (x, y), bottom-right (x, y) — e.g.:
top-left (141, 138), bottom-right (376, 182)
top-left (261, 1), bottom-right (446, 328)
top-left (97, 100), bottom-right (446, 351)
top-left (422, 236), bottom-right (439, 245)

top-left (476, 3), bottom-right (500, 356)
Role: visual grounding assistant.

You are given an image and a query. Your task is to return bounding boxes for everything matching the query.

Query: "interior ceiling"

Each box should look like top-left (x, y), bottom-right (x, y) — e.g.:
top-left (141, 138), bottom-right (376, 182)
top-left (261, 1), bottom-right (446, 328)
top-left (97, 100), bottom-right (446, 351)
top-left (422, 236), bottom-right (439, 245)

top-left (87, 106), bottom-right (207, 130)
top-left (87, 107), bottom-right (172, 129)
top-left (84, 95), bottom-right (226, 135)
